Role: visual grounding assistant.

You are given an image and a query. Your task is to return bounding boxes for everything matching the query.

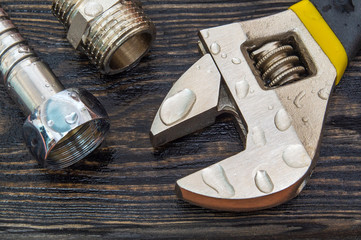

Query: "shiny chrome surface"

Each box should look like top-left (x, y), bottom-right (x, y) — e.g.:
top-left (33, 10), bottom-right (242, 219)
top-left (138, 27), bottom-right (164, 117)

top-left (52, 0), bottom-right (156, 75)
top-left (150, 10), bottom-right (337, 211)
top-left (0, 8), bottom-right (64, 115)
top-left (0, 8), bottom-right (110, 169)
top-left (23, 88), bottom-right (110, 169)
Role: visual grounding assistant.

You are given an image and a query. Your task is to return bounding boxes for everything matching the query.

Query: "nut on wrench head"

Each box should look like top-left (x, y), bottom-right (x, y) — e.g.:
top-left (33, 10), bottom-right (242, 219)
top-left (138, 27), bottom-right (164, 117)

top-left (0, 7), bottom-right (110, 169)
top-left (150, 9), bottom-right (338, 211)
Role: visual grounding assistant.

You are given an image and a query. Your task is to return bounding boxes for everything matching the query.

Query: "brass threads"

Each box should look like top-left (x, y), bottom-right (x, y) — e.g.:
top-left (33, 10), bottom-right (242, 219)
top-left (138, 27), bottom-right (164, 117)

top-left (52, 0), bottom-right (156, 75)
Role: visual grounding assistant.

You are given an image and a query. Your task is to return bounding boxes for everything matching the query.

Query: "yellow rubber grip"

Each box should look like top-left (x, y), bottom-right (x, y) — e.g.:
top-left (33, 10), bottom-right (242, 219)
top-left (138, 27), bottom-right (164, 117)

top-left (290, 0), bottom-right (348, 84)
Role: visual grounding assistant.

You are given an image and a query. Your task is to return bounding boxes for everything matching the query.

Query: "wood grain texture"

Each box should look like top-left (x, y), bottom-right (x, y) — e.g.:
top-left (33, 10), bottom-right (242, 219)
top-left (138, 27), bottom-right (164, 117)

top-left (0, 0), bottom-right (360, 239)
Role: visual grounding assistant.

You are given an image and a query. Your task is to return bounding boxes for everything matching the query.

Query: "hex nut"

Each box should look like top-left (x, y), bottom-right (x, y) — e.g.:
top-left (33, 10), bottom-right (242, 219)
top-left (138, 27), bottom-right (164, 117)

top-left (67, 0), bottom-right (119, 49)
top-left (23, 88), bottom-right (110, 169)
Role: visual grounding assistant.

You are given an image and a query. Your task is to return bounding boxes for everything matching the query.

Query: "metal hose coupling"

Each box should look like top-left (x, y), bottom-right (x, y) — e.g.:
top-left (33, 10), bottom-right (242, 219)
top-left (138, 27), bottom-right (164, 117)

top-left (52, 0), bottom-right (156, 75)
top-left (0, 7), bottom-right (110, 169)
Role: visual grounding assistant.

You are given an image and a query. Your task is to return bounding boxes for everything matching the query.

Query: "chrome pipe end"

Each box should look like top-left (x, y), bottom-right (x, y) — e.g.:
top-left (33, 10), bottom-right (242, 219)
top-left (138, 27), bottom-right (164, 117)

top-left (23, 88), bottom-right (110, 169)
top-left (0, 7), bottom-right (110, 169)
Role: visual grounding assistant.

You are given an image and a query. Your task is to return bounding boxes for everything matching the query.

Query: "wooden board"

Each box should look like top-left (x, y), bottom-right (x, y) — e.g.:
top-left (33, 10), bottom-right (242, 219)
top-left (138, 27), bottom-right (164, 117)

top-left (0, 0), bottom-right (360, 239)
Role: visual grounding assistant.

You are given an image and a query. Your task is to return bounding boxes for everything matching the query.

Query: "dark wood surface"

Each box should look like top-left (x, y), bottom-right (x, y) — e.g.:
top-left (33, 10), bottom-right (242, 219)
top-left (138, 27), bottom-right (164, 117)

top-left (0, 0), bottom-right (360, 239)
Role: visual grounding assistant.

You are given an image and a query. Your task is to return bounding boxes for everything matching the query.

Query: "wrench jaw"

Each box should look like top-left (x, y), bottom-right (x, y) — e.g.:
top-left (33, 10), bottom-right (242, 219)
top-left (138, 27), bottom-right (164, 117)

top-left (151, 9), bottom-right (338, 211)
top-left (175, 175), bottom-right (308, 212)
top-left (175, 93), bottom-right (315, 212)
top-left (150, 54), bottom-right (221, 147)
top-left (175, 142), bottom-right (314, 212)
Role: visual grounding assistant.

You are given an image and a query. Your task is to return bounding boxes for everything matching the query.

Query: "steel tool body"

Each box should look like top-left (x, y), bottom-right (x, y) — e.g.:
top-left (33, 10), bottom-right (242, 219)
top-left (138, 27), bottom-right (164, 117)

top-left (150, 0), bottom-right (361, 211)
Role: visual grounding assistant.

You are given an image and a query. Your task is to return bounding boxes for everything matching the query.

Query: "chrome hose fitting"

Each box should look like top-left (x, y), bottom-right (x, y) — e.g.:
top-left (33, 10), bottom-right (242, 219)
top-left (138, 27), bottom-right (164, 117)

top-left (52, 0), bottom-right (156, 75)
top-left (0, 7), bottom-right (110, 169)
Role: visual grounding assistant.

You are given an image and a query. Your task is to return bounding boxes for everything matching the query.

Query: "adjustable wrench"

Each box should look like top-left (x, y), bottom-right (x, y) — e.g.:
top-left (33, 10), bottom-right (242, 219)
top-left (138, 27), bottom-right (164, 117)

top-left (150, 0), bottom-right (361, 211)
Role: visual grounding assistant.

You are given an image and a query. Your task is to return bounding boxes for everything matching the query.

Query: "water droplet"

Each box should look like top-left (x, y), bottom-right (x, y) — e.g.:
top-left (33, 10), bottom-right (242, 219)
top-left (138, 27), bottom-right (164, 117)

top-left (231, 57), bottom-right (241, 64)
top-left (41, 96), bottom-right (45, 100)
top-left (318, 88), bottom-right (329, 100)
top-left (274, 109), bottom-right (292, 131)
top-left (235, 79), bottom-right (249, 99)
top-left (47, 120), bottom-right (54, 127)
top-left (255, 170), bottom-right (274, 193)
top-left (65, 112), bottom-right (78, 124)
top-left (287, 96), bottom-right (291, 100)
top-left (203, 30), bottom-right (210, 38)
top-left (81, 108), bottom-right (87, 112)
top-left (202, 164), bottom-right (235, 197)
top-left (84, 2), bottom-right (103, 17)
top-left (210, 42), bottom-right (221, 55)
top-left (196, 65), bottom-right (201, 70)
top-left (45, 84), bottom-right (50, 87)
top-left (250, 89), bottom-right (255, 94)
top-left (221, 53), bottom-right (227, 59)
top-left (31, 138), bottom-right (38, 147)
top-left (282, 144), bottom-right (311, 168)
top-left (268, 105), bottom-right (274, 110)
top-left (302, 117), bottom-right (309, 123)
top-left (70, 92), bottom-right (78, 100)
top-left (294, 90), bottom-right (306, 108)
top-left (18, 46), bottom-right (30, 53)
top-left (252, 126), bottom-right (266, 147)
top-left (160, 88), bottom-right (196, 125)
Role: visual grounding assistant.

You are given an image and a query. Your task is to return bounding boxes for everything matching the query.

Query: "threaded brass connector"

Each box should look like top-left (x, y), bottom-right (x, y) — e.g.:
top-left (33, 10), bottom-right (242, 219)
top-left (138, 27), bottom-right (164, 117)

top-left (52, 0), bottom-right (156, 75)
